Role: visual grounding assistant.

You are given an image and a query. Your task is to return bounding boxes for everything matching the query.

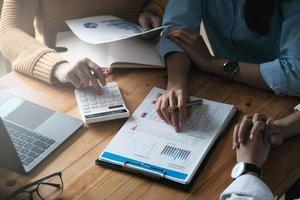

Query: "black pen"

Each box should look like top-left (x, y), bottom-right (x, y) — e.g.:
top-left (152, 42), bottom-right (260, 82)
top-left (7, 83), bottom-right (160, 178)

top-left (186, 99), bottom-right (203, 108)
top-left (168, 99), bottom-right (203, 113)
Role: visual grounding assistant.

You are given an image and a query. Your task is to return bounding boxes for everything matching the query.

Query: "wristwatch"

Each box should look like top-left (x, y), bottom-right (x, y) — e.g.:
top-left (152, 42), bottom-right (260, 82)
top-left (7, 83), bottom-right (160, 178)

top-left (231, 162), bottom-right (262, 179)
top-left (223, 61), bottom-right (239, 78)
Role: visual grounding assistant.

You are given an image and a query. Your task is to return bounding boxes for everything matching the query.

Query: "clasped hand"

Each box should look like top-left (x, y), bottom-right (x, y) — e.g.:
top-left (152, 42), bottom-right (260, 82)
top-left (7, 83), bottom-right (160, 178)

top-left (233, 113), bottom-right (284, 168)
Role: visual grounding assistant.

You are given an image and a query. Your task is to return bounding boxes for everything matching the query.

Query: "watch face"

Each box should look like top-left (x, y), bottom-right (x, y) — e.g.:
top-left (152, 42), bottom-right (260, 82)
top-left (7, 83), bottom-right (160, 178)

top-left (224, 62), bottom-right (239, 77)
top-left (231, 162), bottom-right (245, 179)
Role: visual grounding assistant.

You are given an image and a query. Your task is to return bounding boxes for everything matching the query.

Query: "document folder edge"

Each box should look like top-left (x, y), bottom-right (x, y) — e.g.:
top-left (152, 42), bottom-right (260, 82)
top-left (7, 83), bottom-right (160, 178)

top-left (98, 152), bottom-right (189, 183)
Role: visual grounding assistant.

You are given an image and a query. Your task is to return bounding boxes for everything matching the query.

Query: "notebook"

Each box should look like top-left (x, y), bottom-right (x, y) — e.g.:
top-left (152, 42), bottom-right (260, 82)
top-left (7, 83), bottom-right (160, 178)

top-left (56, 31), bottom-right (164, 68)
top-left (96, 87), bottom-right (237, 185)
top-left (56, 15), bottom-right (166, 68)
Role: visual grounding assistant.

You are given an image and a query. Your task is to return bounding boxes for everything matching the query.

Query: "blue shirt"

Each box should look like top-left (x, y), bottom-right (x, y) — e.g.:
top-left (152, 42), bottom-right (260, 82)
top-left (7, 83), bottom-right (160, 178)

top-left (157, 0), bottom-right (300, 96)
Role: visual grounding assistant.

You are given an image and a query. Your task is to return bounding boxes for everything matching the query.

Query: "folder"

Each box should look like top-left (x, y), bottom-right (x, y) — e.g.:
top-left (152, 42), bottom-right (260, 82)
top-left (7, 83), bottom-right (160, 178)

top-left (96, 87), bottom-right (237, 185)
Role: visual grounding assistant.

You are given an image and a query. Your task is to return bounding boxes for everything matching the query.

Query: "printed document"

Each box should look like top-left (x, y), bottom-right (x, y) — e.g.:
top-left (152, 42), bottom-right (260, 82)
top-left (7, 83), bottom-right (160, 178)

top-left (98, 88), bottom-right (236, 184)
top-left (66, 15), bottom-right (168, 44)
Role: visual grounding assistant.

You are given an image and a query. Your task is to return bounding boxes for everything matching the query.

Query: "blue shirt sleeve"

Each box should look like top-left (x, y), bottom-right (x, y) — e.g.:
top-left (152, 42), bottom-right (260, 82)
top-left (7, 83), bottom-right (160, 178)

top-left (156, 0), bottom-right (202, 59)
top-left (260, 0), bottom-right (300, 96)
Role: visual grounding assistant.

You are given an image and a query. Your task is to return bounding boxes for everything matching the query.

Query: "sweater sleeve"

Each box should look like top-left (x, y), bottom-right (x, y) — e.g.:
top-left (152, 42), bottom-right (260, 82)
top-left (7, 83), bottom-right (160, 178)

top-left (143, 0), bottom-right (169, 17)
top-left (0, 0), bottom-right (67, 84)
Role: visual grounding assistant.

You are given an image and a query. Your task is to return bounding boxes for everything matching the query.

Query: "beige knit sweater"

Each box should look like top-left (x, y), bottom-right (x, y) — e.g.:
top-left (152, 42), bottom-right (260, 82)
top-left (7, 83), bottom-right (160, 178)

top-left (0, 0), bottom-right (167, 83)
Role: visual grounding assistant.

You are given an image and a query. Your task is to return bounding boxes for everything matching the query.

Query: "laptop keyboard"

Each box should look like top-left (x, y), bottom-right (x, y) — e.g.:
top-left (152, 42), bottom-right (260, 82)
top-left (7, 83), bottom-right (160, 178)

top-left (4, 120), bottom-right (56, 167)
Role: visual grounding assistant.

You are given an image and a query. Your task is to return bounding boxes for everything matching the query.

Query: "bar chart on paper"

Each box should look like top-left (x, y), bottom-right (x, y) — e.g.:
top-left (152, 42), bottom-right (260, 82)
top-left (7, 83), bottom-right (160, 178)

top-left (160, 145), bottom-right (191, 161)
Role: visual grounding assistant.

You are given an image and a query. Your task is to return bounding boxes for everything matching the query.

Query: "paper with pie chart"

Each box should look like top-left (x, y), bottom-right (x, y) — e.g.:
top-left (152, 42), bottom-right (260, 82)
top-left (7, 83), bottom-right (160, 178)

top-left (66, 15), bottom-right (169, 44)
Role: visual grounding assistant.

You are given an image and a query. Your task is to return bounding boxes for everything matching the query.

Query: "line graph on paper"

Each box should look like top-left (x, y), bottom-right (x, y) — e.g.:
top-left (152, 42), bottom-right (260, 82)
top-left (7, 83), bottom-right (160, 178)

top-left (128, 134), bottom-right (157, 158)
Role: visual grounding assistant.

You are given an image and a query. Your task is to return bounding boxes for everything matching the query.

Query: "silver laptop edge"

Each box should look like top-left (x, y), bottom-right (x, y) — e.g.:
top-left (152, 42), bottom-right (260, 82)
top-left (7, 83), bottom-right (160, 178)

top-left (0, 96), bottom-right (83, 173)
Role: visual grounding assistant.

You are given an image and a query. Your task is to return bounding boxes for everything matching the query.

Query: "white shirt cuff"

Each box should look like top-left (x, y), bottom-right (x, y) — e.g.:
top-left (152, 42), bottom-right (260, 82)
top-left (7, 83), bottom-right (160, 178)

top-left (294, 104), bottom-right (300, 111)
top-left (220, 174), bottom-right (276, 200)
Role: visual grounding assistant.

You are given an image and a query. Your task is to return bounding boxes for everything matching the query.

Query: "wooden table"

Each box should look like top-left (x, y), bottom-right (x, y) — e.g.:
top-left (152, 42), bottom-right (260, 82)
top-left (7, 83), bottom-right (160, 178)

top-left (0, 69), bottom-right (299, 200)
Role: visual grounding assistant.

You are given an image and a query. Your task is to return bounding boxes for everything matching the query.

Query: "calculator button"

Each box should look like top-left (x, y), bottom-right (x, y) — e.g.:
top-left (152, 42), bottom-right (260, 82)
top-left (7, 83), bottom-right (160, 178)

top-left (75, 82), bottom-right (128, 123)
top-left (89, 101), bottom-right (97, 105)
top-left (81, 102), bottom-right (89, 106)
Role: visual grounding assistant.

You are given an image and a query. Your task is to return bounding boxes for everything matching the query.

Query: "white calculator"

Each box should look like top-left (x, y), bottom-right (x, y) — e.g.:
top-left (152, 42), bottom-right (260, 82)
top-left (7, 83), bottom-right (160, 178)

top-left (75, 82), bottom-right (130, 123)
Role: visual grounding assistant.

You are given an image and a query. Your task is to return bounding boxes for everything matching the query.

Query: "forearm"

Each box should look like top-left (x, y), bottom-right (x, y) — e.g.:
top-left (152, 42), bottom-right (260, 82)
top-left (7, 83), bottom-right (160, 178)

top-left (203, 58), bottom-right (270, 90)
top-left (274, 112), bottom-right (300, 139)
top-left (0, 0), bottom-right (67, 83)
top-left (166, 52), bottom-right (190, 89)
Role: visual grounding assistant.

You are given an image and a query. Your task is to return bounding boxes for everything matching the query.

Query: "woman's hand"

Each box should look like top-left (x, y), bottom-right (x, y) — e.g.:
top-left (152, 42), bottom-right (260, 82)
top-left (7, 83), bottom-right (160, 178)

top-left (138, 11), bottom-right (162, 31)
top-left (54, 58), bottom-right (111, 93)
top-left (155, 53), bottom-right (190, 132)
top-left (265, 118), bottom-right (284, 146)
top-left (168, 29), bottom-right (213, 69)
top-left (156, 83), bottom-right (188, 132)
top-left (236, 127), bottom-right (270, 168)
top-left (233, 113), bottom-right (284, 150)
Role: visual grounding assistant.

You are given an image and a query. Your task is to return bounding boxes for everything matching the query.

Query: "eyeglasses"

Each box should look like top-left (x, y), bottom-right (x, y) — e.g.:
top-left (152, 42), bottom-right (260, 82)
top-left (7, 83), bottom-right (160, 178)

top-left (5, 172), bottom-right (63, 200)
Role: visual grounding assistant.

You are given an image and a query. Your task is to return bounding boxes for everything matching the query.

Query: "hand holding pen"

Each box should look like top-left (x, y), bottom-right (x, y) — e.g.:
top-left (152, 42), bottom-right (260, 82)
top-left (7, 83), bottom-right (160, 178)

top-left (156, 91), bottom-right (203, 132)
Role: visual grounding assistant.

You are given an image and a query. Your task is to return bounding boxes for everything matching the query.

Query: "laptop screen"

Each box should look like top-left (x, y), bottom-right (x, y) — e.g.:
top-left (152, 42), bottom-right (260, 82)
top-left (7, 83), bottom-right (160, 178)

top-left (0, 96), bottom-right (55, 130)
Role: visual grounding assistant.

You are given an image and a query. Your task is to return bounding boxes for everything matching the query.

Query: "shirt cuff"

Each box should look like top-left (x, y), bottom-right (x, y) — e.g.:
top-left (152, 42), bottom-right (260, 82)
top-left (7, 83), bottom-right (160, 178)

top-left (294, 104), bottom-right (300, 111)
top-left (220, 174), bottom-right (275, 200)
top-left (156, 33), bottom-right (184, 60)
top-left (260, 60), bottom-right (288, 96)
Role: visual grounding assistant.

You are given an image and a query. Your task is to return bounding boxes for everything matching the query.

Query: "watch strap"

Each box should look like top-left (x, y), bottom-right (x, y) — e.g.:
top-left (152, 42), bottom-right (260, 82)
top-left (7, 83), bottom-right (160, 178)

top-left (244, 163), bottom-right (262, 178)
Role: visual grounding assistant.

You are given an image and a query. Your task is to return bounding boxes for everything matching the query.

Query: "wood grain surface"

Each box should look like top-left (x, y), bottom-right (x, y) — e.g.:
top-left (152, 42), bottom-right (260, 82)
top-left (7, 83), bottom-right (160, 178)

top-left (0, 69), bottom-right (299, 200)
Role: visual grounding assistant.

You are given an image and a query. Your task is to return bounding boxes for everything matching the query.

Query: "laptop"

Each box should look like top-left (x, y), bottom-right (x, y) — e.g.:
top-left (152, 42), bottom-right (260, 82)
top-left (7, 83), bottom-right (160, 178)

top-left (0, 96), bottom-right (83, 173)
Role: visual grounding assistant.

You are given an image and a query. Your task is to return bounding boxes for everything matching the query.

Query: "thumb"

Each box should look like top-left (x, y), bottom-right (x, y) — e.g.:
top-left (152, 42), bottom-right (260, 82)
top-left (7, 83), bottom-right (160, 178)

top-left (151, 16), bottom-right (161, 28)
top-left (139, 15), bottom-right (151, 31)
top-left (266, 118), bottom-right (281, 134)
top-left (266, 117), bottom-right (274, 127)
top-left (266, 118), bottom-right (284, 146)
top-left (269, 134), bottom-right (283, 146)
